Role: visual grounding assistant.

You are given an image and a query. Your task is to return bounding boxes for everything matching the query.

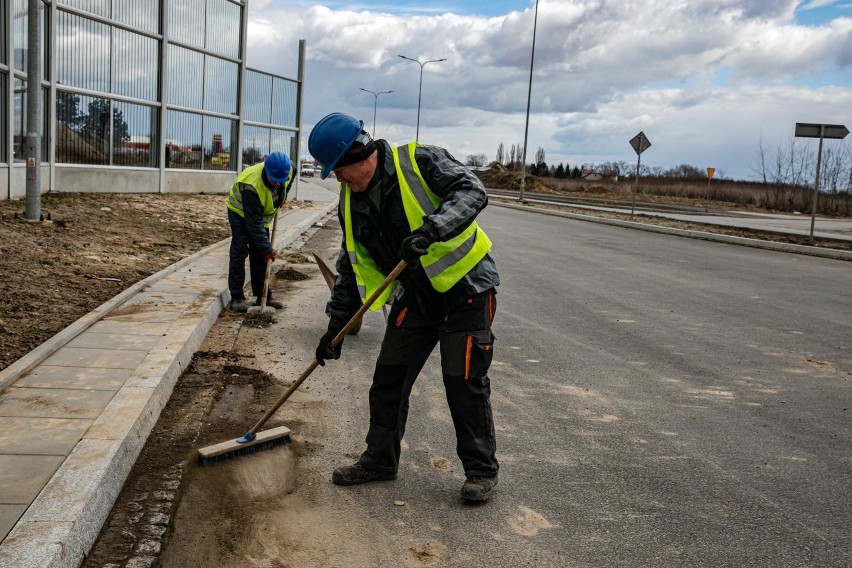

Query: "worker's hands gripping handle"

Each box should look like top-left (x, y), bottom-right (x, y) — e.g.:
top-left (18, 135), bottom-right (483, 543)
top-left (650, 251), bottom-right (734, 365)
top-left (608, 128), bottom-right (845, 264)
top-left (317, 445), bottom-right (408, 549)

top-left (315, 323), bottom-right (345, 366)
top-left (314, 259), bottom-right (408, 367)
top-left (400, 222), bottom-right (438, 267)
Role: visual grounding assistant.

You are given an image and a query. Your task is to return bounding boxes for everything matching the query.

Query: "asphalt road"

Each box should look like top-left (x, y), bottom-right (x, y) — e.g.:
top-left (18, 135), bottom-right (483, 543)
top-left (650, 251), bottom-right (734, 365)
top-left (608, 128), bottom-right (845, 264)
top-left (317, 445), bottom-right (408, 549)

top-left (309, 204), bottom-right (851, 567)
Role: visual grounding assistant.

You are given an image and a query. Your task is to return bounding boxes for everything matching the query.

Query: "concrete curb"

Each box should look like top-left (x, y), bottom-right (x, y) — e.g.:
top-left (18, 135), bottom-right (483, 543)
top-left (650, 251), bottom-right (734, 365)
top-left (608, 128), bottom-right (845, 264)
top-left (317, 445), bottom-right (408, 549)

top-left (0, 200), bottom-right (338, 568)
top-left (491, 200), bottom-right (852, 262)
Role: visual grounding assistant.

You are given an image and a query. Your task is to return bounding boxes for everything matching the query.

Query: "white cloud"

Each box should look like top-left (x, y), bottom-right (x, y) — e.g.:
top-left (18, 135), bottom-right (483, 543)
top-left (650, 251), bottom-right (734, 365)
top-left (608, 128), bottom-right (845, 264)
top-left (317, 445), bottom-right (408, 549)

top-left (246, 0), bottom-right (851, 180)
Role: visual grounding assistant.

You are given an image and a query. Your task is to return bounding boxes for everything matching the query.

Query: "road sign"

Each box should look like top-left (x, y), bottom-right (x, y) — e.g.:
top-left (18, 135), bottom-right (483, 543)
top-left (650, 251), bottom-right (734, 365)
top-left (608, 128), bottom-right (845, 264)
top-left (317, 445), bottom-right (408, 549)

top-left (629, 131), bottom-right (651, 155)
top-left (707, 167), bottom-right (715, 180)
top-left (793, 121), bottom-right (848, 244)
top-left (794, 123), bottom-right (849, 140)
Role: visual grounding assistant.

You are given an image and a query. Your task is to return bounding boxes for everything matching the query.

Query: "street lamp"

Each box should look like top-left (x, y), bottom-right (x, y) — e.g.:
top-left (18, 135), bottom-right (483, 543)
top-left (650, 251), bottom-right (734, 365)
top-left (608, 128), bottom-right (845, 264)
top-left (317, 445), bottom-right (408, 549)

top-left (359, 88), bottom-right (394, 138)
top-left (397, 54), bottom-right (447, 142)
top-left (518, 0), bottom-right (539, 203)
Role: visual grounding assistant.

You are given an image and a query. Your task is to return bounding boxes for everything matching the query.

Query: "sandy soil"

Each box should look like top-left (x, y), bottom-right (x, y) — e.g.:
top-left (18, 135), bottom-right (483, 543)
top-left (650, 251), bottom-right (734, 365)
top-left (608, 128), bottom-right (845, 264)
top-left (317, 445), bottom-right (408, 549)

top-left (0, 193), bottom-right (296, 372)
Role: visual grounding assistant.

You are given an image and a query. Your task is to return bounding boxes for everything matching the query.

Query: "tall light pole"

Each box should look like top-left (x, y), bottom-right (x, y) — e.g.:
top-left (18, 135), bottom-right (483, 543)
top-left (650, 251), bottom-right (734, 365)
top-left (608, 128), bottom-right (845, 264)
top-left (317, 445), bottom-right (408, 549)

top-left (398, 54), bottom-right (446, 142)
top-left (518, 0), bottom-right (539, 203)
top-left (359, 88), bottom-right (394, 138)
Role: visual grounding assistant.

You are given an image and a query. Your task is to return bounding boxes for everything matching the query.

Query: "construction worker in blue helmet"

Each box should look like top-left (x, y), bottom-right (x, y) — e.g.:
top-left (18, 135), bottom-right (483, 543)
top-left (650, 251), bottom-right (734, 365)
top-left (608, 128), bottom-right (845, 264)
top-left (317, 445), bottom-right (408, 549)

top-left (308, 112), bottom-right (500, 502)
top-left (226, 151), bottom-right (295, 312)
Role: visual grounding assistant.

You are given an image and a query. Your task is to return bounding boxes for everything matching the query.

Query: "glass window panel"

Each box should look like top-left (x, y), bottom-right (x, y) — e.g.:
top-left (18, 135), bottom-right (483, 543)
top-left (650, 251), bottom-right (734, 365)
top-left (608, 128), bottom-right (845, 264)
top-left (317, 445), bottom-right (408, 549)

top-left (56, 92), bottom-right (111, 165)
top-left (242, 125), bottom-right (269, 167)
top-left (167, 0), bottom-right (204, 48)
top-left (202, 115), bottom-right (235, 171)
top-left (167, 46), bottom-right (203, 109)
top-left (113, 101), bottom-right (157, 167)
top-left (271, 78), bottom-right (297, 127)
top-left (0, 73), bottom-right (6, 162)
top-left (13, 0), bottom-right (27, 70)
top-left (1, 0), bottom-right (7, 64)
top-left (60, 0), bottom-right (110, 19)
top-left (203, 55), bottom-right (237, 115)
top-left (244, 70), bottom-right (271, 123)
top-left (166, 110), bottom-right (202, 169)
top-left (114, 0), bottom-right (159, 33)
top-left (270, 128), bottom-right (296, 162)
top-left (56, 11), bottom-right (110, 93)
top-left (13, 78), bottom-right (24, 161)
top-left (206, 0), bottom-right (240, 58)
top-left (13, 3), bottom-right (50, 76)
top-left (113, 28), bottom-right (157, 101)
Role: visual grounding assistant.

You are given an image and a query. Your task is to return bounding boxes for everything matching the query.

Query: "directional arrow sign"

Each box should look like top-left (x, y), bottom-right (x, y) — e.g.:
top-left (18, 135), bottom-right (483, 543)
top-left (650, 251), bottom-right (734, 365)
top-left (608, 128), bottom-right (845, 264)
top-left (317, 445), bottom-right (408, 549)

top-left (794, 123), bottom-right (849, 140)
top-left (629, 131), bottom-right (652, 155)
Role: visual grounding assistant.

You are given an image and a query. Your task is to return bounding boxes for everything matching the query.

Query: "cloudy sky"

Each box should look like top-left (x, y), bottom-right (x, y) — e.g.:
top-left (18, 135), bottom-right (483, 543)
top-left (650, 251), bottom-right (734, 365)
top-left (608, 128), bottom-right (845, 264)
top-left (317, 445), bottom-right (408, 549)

top-left (245, 0), bottom-right (852, 180)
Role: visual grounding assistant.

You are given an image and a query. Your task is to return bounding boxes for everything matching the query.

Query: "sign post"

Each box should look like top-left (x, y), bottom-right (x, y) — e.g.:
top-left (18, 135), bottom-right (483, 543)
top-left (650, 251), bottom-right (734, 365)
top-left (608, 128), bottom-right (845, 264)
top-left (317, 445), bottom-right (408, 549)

top-left (794, 123), bottom-right (849, 244)
top-left (705, 167), bottom-right (715, 213)
top-left (628, 131), bottom-right (651, 217)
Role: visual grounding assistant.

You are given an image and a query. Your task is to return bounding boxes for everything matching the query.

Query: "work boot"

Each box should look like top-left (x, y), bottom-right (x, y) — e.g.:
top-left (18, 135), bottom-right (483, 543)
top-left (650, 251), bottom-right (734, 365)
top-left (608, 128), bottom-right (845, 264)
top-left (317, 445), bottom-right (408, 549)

top-left (332, 463), bottom-right (396, 486)
top-left (228, 297), bottom-right (250, 313)
top-left (256, 297), bottom-right (284, 310)
top-left (461, 474), bottom-right (498, 502)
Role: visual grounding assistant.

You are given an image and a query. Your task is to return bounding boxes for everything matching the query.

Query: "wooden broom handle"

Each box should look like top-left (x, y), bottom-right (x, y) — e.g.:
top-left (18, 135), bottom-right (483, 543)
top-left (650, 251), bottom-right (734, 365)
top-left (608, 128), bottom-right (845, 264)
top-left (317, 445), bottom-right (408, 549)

top-left (248, 259), bottom-right (408, 434)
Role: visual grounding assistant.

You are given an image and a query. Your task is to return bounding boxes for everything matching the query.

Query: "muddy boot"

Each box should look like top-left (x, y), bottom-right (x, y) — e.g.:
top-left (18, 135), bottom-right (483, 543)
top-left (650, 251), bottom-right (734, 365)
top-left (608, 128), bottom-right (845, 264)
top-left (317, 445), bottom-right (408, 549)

top-left (332, 463), bottom-right (396, 486)
top-left (461, 474), bottom-right (498, 502)
top-left (228, 297), bottom-right (250, 313)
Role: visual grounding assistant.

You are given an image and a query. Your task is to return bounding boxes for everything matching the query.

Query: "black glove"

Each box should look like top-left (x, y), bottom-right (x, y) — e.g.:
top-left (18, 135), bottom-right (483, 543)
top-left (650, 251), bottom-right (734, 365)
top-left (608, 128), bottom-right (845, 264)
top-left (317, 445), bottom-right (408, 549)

top-left (315, 323), bottom-right (344, 366)
top-left (400, 222), bottom-right (438, 267)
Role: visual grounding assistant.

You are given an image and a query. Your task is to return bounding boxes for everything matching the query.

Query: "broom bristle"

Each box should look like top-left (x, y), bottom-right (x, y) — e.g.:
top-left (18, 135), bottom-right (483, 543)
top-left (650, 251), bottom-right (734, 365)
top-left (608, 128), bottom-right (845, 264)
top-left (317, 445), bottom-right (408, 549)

top-left (198, 433), bottom-right (291, 467)
top-left (197, 426), bottom-right (292, 467)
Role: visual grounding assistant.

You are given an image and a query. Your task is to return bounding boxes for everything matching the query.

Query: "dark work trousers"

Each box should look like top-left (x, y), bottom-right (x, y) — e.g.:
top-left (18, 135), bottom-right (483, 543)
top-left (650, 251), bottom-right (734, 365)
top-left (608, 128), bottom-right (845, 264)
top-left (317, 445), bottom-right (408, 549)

top-left (227, 211), bottom-right (269, 300)
top-left (358, 288), bottom-right (498, 478)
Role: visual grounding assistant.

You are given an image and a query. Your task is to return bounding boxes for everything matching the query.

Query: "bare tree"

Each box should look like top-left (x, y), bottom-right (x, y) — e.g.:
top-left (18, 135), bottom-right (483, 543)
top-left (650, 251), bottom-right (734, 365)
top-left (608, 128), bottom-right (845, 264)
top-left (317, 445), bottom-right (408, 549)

top-left (496, 142), bottom-right (505, 166)
top-left (465, 153), bottom-right (489, 167)
top-left (749, 134), bottom-right (769, 184)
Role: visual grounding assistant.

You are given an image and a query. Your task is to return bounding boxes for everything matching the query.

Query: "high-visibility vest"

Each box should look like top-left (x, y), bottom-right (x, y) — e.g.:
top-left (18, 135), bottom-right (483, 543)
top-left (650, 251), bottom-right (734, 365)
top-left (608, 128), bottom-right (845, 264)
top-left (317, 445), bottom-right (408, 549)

top-left (227, 162), bottom-right (293, 227)
top-left (342, 142), bottom-right (492, 310)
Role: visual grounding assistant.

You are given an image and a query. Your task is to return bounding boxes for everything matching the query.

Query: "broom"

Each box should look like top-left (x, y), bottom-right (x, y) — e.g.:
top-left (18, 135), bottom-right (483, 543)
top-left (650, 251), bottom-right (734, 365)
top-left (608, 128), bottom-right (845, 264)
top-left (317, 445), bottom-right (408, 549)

top-left (244, 211), bottom-right (280, 326)
top-left (197, 258), bottom-right (408, 466)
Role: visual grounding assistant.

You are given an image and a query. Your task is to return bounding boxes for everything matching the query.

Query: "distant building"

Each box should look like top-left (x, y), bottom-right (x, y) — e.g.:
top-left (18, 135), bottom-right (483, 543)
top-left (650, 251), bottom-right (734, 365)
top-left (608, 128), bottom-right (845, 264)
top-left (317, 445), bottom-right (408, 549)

top-left (1, 0), bottom-right (304, 198)
top-left (581, 170), bottom-right (618, 182)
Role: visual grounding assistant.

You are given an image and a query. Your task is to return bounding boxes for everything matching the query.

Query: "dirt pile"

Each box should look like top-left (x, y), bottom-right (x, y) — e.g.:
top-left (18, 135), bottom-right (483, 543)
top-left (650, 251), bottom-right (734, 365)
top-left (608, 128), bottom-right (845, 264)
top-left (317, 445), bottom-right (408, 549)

top-left (0, 193), bottom-right (295, 372)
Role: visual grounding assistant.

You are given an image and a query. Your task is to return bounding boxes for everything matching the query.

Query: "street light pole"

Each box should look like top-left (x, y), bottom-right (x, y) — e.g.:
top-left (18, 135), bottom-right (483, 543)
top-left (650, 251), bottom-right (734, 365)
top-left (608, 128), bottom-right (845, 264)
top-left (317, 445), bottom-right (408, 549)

top-left (398, 54), bottom-right (446, 142)
top-left (359, 88), bottom-right (394, 138)
top-left (518, 0), bottom-right (539, 203)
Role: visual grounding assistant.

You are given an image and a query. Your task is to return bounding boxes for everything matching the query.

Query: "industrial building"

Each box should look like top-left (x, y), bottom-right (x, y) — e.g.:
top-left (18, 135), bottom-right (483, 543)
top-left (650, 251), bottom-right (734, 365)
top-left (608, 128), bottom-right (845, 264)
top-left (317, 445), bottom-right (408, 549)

top-left (1, 0), bottom-right (303, 199)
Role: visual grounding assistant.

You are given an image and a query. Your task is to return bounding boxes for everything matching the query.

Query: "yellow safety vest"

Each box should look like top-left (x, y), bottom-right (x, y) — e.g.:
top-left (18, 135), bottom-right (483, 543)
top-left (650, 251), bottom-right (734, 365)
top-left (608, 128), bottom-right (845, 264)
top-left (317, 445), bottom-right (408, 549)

top-left (342, 142), bottom-right (492, 310)
top-left (227, 162), bottom-right (293, 227)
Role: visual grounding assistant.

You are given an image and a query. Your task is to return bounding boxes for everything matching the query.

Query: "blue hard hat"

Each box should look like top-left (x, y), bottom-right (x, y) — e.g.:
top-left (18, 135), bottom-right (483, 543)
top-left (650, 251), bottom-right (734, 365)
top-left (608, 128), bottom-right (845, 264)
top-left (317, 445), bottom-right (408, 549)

top-left (264, 151), bottom-right (291, 183)
top-left (308, 113), bottom-right (370, 179)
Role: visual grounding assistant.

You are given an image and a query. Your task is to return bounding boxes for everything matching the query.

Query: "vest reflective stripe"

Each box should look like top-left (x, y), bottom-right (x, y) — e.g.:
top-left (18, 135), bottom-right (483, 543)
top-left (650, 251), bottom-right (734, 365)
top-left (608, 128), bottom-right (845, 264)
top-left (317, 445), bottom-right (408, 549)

top-left (392, 143), bottom-right (492, 292)
top-left (227, 162), bottom-right (294, 226)
top-left (395, 145), bottom-right (437, 217)
top-left (342, 186), bottom-right (398, 310)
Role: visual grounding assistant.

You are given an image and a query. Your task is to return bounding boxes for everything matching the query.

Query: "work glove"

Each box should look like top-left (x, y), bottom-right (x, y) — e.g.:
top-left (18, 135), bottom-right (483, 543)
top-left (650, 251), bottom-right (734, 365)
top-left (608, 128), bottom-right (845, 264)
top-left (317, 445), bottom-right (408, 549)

top-left (400, 222), bottom-right (438, 267)
top-left (263, 251), bottom-right (276, 263)
top-left (315, 323), bottom-right (345, 366)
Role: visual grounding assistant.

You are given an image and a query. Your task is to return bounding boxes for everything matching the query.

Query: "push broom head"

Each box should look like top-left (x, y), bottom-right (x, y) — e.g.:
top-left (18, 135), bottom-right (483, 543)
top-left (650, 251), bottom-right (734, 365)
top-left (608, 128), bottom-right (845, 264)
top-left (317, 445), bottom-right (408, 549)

top-left (197, 425), bottom-right (292, 466)
top-left (243, 304), bottom-right (277, 327)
